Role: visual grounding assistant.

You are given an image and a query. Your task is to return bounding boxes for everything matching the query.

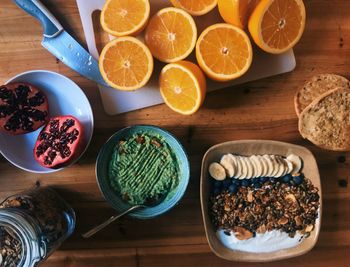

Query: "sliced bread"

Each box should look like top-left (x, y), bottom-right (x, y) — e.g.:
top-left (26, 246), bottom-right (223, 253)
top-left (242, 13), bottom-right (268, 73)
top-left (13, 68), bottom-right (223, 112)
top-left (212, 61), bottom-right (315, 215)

top-left (298, 87), bottom-right (350, 151)
top-left (294, 74), bottom-right (350, 117)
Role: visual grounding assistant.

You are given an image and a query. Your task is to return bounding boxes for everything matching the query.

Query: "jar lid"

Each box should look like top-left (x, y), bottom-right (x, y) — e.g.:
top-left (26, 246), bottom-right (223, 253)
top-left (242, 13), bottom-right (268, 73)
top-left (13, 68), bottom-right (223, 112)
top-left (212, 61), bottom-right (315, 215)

top-left (0, 209), bottom-right (45, 267)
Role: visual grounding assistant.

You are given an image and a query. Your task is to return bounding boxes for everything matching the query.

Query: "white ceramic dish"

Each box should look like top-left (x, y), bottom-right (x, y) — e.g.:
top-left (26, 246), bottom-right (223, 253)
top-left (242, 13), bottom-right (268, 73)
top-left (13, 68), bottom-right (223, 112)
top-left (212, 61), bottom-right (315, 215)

top-left (0, 70), bottom-right (94, 173)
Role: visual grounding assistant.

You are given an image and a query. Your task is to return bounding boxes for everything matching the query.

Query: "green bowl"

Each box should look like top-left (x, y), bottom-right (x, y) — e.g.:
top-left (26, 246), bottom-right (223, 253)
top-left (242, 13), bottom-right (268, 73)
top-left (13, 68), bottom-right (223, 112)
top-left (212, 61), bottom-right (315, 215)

top-left (96, 125), bottom-right (190, 219)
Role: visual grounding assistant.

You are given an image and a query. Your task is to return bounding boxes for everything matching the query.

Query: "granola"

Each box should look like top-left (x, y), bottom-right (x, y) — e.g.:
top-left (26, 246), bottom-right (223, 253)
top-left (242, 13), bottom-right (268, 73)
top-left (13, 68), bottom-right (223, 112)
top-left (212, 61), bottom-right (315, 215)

top-left (0, 226), bottom-right (22, 267)
top-left (210, 178), bottom-right (320, 239)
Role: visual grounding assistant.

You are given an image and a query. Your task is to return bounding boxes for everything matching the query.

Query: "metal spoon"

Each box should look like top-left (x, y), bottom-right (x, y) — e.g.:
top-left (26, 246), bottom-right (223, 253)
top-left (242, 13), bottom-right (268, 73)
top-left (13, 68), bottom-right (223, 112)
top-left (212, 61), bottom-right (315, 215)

top-left (82, 196), bottom-right (164, 238)
top-left (82, 204), bottom-right (145, 238)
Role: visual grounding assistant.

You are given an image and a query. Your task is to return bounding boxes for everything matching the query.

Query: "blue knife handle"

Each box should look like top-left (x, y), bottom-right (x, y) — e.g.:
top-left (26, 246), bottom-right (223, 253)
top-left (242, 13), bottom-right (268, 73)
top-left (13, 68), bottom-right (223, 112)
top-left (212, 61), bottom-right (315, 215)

top-left (14, 0), bottom-right (63, 38)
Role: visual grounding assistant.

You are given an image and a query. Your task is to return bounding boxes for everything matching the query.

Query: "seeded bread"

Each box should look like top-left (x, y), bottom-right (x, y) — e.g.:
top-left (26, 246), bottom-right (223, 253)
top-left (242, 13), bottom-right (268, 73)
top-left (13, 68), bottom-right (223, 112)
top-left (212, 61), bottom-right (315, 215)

top-left (294, 74), bottom-right (350, 117)
top-left (298, 88), bottom-right (350, 151)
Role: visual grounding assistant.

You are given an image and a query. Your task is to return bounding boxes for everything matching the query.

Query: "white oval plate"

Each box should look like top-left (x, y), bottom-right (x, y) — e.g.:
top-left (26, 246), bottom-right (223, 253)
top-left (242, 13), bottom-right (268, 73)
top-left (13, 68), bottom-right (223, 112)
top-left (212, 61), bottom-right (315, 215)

top-left (0, 70), bottom-right (94, 173)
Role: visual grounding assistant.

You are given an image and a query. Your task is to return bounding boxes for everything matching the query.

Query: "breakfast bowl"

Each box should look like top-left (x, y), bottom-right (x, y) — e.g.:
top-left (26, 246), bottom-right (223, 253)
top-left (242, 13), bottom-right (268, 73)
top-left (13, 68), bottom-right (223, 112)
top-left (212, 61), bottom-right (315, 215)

top-left (200, 140), bottom-right (322, 262)
top-left (0, 70), bottom-right (94, 173)
top-left (96, 125), bottom-right (190, 219)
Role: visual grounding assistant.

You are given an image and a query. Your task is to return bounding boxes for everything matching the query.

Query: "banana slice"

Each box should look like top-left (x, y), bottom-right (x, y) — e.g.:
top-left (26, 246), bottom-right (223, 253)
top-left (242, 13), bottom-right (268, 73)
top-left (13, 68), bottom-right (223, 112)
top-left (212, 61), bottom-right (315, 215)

top-left (259, 155), bottom-right (268, 177)
top-left (287, 154), bottom-right (303, 173)
top-left (263, 155), bottom-right (274, 177)
top-left (283, 158), bottom-right (293, 174)
top-left (220, 154), bottom-right (236, 178)
top-left (267, 155), bottom-right (276, 177)
top-left (232, 155), bottom-right (243, 179)
top-left (244, 156), bottom-right (254, 178)
top-left (271, 155), bottom-right (281, 177)
top-left (229, 154), bottom-right (239, 172)
top-left (239, 156), bottom-right (248, 179)
top-left (250, 155), bottom-right (262, 178)
top-left (280, 158), bottom-right (292, 176)
top-left (268, 155), bottom-right (278, 177)
top-left (249, 155), bottom-right (257, 178)
top-left (275, 156), bottom-right (286, 177)
top-left (209, 162), bottom-right (226, 181)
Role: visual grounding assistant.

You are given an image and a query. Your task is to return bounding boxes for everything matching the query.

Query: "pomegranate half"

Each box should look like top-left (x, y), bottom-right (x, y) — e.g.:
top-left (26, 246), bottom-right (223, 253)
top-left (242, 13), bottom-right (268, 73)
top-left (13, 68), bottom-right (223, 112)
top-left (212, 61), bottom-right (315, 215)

top-left (0, 83), bottom-right (49, 135)
top-left (34, 115), bottom-right (85, 169)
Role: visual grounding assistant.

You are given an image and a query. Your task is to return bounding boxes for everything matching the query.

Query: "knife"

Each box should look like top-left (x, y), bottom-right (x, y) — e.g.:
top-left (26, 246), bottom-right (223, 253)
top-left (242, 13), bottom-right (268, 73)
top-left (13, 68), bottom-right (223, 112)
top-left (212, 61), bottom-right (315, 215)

top-left (14, 0), bottom-right (109, 87)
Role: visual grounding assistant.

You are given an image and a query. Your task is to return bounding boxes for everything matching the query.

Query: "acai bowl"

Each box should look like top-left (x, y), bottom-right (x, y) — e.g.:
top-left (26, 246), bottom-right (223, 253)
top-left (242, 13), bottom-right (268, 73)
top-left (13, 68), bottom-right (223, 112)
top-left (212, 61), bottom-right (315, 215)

top-left (200, 140), bottom-right (322, 262)
top-left (96, 125), bottom-right (190, 219)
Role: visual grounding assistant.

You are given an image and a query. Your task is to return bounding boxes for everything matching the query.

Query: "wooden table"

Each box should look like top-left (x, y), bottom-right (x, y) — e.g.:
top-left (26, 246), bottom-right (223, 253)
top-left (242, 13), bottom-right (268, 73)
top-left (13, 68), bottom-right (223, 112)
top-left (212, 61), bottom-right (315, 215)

top-left (0, 0), bottom-right (349, 266)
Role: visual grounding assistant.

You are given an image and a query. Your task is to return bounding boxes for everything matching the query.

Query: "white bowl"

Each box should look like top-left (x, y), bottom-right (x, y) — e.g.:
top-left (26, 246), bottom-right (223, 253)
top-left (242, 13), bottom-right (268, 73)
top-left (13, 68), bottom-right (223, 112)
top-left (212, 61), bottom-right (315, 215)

top-left (0, 70), bottom-right (94, 173)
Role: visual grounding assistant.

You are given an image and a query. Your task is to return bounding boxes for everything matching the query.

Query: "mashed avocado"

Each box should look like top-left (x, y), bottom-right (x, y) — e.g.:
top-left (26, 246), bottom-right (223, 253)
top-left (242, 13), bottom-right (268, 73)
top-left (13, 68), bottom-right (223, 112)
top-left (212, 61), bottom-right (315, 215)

top-left (108, 132), bottom-right (179, 205)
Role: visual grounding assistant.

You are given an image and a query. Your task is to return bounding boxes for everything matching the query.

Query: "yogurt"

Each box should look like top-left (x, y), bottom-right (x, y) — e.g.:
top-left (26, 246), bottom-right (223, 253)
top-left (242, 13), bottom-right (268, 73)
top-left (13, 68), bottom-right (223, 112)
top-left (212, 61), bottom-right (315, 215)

top-left (217, 229), bottom-right (304, 253)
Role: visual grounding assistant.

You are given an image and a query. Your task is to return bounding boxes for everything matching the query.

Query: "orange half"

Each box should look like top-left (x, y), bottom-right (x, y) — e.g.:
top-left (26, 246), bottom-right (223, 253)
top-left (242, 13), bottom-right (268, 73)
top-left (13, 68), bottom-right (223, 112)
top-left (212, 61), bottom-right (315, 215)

top-left (100, 0), bottom-right (150, 37)
top-left (196, 23), bottom-right (253, 82)
top-left (159, 61), bottom-right (206, 115)
top-left (248, 0), bottom-right (306, 54)
top-left (170, 0), bottom-right (218, 16)
top-left (145, 7), bottom-right (197, 63)
top-left (218, 0), bottom-right (260, 28)
top-left (99, 37), bottom-right (154, 91)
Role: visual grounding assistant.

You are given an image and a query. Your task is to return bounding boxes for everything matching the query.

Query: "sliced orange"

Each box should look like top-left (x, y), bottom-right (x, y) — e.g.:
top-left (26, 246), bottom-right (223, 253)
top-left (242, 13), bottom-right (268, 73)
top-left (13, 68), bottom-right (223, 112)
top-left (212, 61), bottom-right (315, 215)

top-left (170, 0), bottom-right (218, 16)
top-left (248, 0), bottom-right (306, 54)
top-left (145, 7), bottom-right (197, 63)
top-left (218, 0), bottom-right (260, 28)
top-left (100, 0), bottom-right (150, 37)
top-left (159, 61), bottom-right (206, 115)
top-left (196, 23), bottom-right (253, 82)
top-left (99, 37), bottom-right (153, 91)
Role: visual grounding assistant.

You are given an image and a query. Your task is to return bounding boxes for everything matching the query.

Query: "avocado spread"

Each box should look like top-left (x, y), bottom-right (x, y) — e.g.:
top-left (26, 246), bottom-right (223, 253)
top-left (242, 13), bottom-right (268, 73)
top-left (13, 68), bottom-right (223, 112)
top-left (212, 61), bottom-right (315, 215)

top-left (108, 132), bottom-right (180, 205)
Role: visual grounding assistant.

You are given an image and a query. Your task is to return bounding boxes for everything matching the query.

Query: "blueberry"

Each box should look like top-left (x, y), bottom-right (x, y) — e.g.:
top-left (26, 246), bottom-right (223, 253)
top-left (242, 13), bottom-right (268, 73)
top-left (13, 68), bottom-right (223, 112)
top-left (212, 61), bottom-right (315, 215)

top-left (223, 179), bottom-right (231, 189)
top-left (213, 188), bottom-right (221, 195)
top-left (253, 182), bottom-right (262, 189)
top-left (214, 180), bottom-right (222, 188)
top-left (259, 177), bottom-right (268, 183)
top-left (293, 174), bottom-right (304, 185)
top-left (228, 184), bottom-right (238, 194)
top-left (269, 177), bottom-right (276, 183)
top-left (241, 179), bottom-right (250, 187)
top-left (281, 174), bottom-right (292, 183)
top-left (232, 179), bottom-right (241, 186)
top-left (252, 178), bottom-right (259, 184)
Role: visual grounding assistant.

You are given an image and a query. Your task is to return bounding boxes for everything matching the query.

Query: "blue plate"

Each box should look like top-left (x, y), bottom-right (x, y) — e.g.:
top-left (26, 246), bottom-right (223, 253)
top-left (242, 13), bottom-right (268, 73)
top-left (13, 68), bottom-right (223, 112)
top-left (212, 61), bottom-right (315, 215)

top-left (96, 125), bottom-right (190, 219)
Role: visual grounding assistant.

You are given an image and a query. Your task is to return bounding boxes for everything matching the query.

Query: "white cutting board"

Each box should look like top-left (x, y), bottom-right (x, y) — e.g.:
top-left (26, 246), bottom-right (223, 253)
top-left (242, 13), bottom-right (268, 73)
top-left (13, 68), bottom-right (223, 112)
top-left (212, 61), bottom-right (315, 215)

top-left (76, 0), bottom-right (296, 115)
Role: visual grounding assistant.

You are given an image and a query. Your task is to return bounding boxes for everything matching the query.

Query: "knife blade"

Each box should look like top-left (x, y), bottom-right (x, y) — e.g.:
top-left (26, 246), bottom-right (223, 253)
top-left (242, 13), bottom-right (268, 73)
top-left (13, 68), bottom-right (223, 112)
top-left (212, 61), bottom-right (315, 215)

top-left (14, 0), bottom-right (109, 87)
top-left (42, 31), bottom-right (108, 87)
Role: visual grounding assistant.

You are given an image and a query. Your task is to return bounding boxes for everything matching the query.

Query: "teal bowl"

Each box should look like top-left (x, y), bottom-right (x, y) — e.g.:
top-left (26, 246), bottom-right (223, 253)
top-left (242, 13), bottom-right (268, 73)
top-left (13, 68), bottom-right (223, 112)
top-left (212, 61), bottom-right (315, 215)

top-left (96, 125), bottom-right (190, 219)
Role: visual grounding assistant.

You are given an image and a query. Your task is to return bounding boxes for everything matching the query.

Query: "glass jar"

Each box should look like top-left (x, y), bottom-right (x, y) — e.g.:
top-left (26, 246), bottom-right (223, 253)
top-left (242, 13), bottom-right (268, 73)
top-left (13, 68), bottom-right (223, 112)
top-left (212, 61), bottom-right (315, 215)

top-left (0, 187), bottom-right (75, 267)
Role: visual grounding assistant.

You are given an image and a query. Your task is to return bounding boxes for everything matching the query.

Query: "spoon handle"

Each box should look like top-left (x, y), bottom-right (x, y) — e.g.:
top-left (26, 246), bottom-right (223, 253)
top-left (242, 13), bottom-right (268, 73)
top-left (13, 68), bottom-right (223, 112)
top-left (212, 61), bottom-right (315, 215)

top-left (82, 205), bottom-right (143, 238)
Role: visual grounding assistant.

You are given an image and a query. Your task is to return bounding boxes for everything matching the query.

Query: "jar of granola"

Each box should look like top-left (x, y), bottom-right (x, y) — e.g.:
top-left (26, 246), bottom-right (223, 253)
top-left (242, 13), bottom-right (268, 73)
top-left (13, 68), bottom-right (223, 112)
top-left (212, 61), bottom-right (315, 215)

top-left (0, 187), bottom-right (75, 266)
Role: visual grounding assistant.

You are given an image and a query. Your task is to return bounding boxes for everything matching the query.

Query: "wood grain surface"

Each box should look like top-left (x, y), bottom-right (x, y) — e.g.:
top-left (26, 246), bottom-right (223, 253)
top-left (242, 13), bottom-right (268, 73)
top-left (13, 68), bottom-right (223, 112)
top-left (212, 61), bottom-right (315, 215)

top-left (0, 0), bottom-right (349, 266)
